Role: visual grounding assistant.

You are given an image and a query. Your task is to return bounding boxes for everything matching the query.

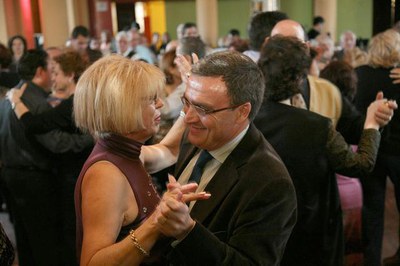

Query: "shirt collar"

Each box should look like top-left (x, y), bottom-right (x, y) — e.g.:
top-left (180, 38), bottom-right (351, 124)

top-left (208, 124), bottom-right (249, 164)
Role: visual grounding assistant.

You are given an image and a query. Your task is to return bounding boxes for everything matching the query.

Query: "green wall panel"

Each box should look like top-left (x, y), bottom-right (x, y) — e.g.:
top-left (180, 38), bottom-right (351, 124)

top-left (337, 0), bottom-right (373, 41)
top-left (280, 0), bottom-right (313, 30)
top-left (164, 0), bottom-right (373, 45)
top-left (165, 1), bottom-right (196, 40)
top-left (218, 0), bottom-right (252, 40)
top-left (165, 0), bottom-right (252, 44)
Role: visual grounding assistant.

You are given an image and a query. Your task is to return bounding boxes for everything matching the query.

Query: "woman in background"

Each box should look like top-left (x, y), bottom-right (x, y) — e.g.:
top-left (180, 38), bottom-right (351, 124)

top-left (354, 29), bottom-right (400, 266)
top-left (7, 35), bottom-right (27, 73)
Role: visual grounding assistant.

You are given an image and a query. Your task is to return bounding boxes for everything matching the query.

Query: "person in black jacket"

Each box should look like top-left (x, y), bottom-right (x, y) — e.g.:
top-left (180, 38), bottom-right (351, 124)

top-left (255, 35), bottom-right (395, 266)
top-left (7, 50), bottom-right (93, 266)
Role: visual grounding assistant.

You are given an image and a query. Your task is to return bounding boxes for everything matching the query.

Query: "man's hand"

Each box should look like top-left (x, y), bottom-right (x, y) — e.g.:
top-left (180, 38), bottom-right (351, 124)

top-left (155, 175), bottom-right (210, 240)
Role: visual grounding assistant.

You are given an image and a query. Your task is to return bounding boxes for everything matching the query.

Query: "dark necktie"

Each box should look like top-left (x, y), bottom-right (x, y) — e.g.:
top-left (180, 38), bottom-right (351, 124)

top-left (187, 150), bottom-right (213, 185)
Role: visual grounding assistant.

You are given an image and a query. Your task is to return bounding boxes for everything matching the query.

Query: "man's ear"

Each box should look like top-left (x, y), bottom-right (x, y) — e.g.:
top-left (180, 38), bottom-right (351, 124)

top-left (236, 102), bottom-right (251, 122)
top-left (34, 66), bottom-right (43, 79)
top-left (262, 36), bottom-right (270, 48)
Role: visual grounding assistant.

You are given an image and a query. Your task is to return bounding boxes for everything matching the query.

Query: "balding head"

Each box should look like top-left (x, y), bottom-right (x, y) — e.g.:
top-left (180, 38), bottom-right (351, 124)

top-left (271, 19), bottom-right (306, 41)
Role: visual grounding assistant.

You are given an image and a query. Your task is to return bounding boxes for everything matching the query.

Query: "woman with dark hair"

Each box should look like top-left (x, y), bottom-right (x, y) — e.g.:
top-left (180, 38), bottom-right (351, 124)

top-left (254, 35), bottom-right (391, 266)
top-left (7, 35), bottom-right (27, 73)
top-left (320, 61), bottom-right (358, 101)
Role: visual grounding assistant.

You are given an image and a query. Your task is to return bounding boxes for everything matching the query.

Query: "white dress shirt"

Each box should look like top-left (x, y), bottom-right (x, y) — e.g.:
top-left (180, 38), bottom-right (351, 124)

top-left (178, 125), bottom-right (249, 210)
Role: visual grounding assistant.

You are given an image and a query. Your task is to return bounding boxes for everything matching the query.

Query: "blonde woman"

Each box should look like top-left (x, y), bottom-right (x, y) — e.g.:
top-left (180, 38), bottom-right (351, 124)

top-left (354, 29), bottom-right (400, 265)
top-left (73, 55), bottom-right (208, 265)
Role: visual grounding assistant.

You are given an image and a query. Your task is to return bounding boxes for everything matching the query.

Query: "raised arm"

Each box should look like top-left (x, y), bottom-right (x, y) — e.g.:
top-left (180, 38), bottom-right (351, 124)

top-left (141, 116), bottom-right (185, 173)
top-left (327, 96), bottom-right (397, 176)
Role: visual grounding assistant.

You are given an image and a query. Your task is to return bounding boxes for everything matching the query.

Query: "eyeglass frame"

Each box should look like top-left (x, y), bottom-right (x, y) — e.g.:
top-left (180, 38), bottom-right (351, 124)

top-left (181, 95), bottom-right (244, 117)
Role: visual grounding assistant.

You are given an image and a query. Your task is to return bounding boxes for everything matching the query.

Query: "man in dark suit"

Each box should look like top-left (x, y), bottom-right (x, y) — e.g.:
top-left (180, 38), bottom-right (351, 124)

top-left (154, 51), bottom-right (297, 265)
top-left (255, 35), bottom-right (393, 266)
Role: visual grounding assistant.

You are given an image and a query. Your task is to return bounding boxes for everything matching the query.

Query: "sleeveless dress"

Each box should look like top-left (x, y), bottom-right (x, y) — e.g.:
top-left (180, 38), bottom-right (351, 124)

top-left (74, 134), bottom-right (160, 261)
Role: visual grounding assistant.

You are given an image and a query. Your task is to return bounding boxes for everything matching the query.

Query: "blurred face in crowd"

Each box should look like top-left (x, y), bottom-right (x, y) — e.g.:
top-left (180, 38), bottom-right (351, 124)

top-left (131, 31), bottom-right (141, 49)
top-left (39, 61), bottom-right (53, 93)
top-left (51, 62), bottom-right (74, 97)
top-left (71, 35), bottom-right (89, 53)
top-left (118, 36), bottom-right (130, 54)
top-left (183, 27), bottom-right (199, 38)
top-left (341, 32), bottom-right (356, 51)
top-left (12, 38), bottom-right (25, 57)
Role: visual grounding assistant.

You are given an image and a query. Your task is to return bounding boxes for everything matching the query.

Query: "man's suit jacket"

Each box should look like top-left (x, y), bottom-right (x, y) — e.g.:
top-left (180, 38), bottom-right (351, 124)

top-left (254, 102), bottom-right (344, 266)
top-left (168, 124), bottom-right (297, 266)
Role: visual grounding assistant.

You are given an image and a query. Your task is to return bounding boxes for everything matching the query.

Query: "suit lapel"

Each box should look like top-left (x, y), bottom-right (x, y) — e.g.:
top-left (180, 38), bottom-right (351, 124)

top-left (190, 158), bottom-right (240, 223)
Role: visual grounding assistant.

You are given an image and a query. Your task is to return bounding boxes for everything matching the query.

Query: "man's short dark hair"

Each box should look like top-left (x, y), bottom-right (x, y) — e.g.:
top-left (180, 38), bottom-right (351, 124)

top-left (71, 26), bottom-right (90, 39)
top-left (313, 16), bottom-right (325, 26)
top-left (248, 11), bottom-right (288, 51)
top-left (258, 35), bottom-right (310, 102)
top-left (131, 21), bottom-right (140, 31)
top-left (18, 49), bottom-right (48, 81)
top-left (229, 29), bottom-right (240, 36)
top-left (191, 51), bottom-right (265, 121)
top-left (178, 37), bottom-right (206, 59)
top-left (181, 22), bottom-right (197, 36)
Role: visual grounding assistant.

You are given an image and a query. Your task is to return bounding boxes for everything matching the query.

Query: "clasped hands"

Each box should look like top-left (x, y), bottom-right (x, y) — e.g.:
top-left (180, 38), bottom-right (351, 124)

top-left (365, 91), bottom-right (398, 129)
top-left (153, 175), bottom-right (210, 240)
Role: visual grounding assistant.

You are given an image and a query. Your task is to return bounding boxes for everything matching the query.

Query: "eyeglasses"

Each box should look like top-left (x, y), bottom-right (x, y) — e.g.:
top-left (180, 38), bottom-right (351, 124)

top-left (181, 96), bottom-right (242, 117)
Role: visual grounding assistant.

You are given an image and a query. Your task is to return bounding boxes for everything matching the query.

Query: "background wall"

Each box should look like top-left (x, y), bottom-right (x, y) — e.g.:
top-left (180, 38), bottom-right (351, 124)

top-left (280, 0), bottom-right (313, 31)
top-left (165, 1), bottom-right (196, 39)
top-left (165, 0), bottom-right (252, 44)
top-left (337, 0), bottom-right (373, 40)
top-left (218, 0), bottom-right (252, 40)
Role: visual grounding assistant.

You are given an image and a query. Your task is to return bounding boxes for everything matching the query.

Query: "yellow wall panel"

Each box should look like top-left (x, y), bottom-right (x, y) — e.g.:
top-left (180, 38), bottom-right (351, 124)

top-left (148, 1), bottom-right (166, 35)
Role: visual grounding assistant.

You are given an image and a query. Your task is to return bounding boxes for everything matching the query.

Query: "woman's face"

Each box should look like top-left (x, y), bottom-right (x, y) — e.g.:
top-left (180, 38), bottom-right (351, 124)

top-left (139, 96), bottom-right (163, 139)
top-left (51, 63), bottom-right (74, 98)
top-left (12, 38), bottom-right (24, 56)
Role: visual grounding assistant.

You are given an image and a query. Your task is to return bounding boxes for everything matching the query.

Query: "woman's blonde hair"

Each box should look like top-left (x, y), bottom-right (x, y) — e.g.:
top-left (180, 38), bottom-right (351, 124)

top-left (368, 29), bottom-right (400, 68)
top-left (74, 55), bottom-right (165, 138)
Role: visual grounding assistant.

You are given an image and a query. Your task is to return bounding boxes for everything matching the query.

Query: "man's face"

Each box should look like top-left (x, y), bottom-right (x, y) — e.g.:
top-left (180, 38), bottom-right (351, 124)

top-left (183, 27), bottom-right (199, 38)
top-left (40, 62), bottom-right (53, 93)
top-left (131, 32), bottom-right (141, 49)
top-left (71, 35), bottom-right (89, 53)
top-left (118, 37), bottom-right (129, 53)
top-left (182, 75), bottom-right (244, 151)
top-left (342, 32), bottom-right (356, 51)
